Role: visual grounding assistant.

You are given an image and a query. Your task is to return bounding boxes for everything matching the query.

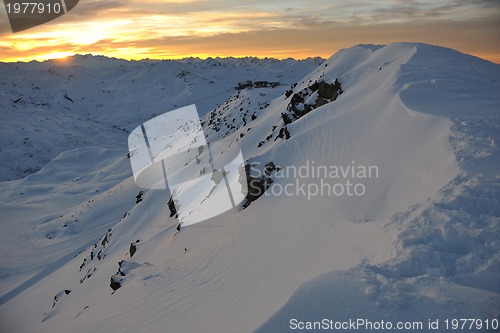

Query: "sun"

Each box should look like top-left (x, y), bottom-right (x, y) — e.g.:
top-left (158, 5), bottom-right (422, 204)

top-left (41, 51), bottom-right (75, 62)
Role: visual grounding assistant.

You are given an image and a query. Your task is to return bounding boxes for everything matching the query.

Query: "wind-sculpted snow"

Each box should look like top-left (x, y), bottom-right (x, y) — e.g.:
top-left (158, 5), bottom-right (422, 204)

top-left (0, 44), bottom-right (499, 333)
top-left (258, 43), bottom-right (500, 332)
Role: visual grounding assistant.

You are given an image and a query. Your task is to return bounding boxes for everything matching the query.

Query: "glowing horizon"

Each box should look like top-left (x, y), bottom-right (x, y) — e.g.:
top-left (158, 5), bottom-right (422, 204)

top-left (1, 0), bottom-right (499, 63)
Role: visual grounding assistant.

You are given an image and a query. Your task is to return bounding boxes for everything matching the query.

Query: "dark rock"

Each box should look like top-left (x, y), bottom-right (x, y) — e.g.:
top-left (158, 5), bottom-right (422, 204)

top-left (275, 127), bottom-right (291, 141)
top-left (118, 260), bottom-right (126, 276)
top-left (63, 93), bottom-right (74, 103)
top-left (245, 177), bottom-right (268, 203)
top-left (317, 81), bottom-right (335, 99)
top-left (333, 78), bottom-right (343, 94)
top-left (308, 81), bottom-right (320, 91)
top-left (303, 104), bottom-right (312, 114)
top-left (284, 128), bottom-right (290, 140)
top-left (290, 93), bottom-right (304, 105)
top-left (242, 161), bottom-right (279, 208)
top-left (167, 196), bottom-right (177, 217)
top-left (315, 96), bottom-right (329, 108)
top-left (264, 162), bottom-right (277, 176)
top-left (281, 113), bottom-right (293, 125)
top-left (291, 105), bottom-right (304, 118)
top-left (135, 190), bottom-right (143, 204)
top-left (129, 243), bottom-right (137, 257)
top-left (110, 276), bottom-right (121, 291)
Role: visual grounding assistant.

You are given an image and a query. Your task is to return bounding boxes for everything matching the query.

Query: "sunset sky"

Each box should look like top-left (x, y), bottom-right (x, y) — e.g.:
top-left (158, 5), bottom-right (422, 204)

top-left (0, 0), bottom-right (499, 63)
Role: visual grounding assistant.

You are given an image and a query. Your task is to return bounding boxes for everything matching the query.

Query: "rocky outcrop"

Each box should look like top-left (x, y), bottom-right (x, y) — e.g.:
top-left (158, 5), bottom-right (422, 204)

top-left (52, 290), bottom-right (71, 308)
top-left (256, 79), bottom-right (343, 148)
top-left (286, 79), bottom-right (343, 119)
top-left (275, 127), bottom-right (290, 141)
top-left (135, 190), bottom-right (144, 204)
top-left (281, 113), bottom-right (293, 125)
top-left (167, 196), bottom-right (178, 218)
top-left (110, 275), bottom-right (122, 291)
top-left (78, 229), bottom-right (112, 284)
top-left (242, 162), bottom-right (280, 208)
top-left (129, 242), bottom-right (137, 258)
top-left (109, 260), bottom-right (144, 292)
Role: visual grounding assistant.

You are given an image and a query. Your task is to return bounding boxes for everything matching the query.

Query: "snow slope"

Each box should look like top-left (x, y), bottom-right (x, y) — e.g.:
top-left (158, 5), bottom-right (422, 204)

top-left (0, 44), bottom-right (499, 333)
top-left (0, 54), bottom-right (322, 305)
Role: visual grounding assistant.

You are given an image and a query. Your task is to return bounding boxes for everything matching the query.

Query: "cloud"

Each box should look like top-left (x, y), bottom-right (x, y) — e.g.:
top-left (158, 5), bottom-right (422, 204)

top-left (63, 14), bottom-right (500, 60)
top-left (67, 0), bottom-right (129, 17)
top-left (351, 0), bottom-right (500, 23)
top-left (0, 0), bottom-right (498, 62)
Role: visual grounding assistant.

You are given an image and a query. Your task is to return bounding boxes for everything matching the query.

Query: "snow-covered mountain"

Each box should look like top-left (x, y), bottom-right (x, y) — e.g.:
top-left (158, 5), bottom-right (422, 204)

top-left (0, 43), bottom-right (499, 333)
top-left (0, 55), bottom-right (323, 182)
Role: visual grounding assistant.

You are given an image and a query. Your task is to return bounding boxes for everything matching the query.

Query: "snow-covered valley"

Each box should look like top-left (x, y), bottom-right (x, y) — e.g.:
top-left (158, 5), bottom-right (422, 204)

top-left (0, 43), bottom-right (499, 332)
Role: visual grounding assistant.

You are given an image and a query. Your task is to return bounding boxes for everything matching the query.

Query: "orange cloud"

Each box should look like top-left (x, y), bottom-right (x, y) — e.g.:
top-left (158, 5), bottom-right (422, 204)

top-left (0, 1), bottom-right (498, 63)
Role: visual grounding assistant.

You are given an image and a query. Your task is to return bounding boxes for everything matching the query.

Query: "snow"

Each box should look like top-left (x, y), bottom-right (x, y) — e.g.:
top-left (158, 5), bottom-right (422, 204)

top-left (0, 43), bottom-right (499, 333)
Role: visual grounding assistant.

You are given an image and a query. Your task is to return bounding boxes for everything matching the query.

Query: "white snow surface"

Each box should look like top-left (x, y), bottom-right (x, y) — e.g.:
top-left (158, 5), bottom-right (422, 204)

top-left (0, 43), bottom-right (499, 333)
